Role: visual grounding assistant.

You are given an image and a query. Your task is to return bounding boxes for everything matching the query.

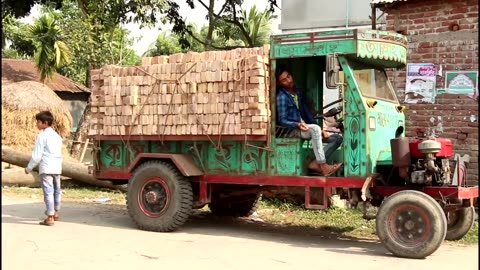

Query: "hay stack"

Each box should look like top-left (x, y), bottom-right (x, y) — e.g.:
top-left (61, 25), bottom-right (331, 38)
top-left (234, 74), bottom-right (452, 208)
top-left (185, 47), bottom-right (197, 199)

top-left (2, 81), bottom-right (72, 153)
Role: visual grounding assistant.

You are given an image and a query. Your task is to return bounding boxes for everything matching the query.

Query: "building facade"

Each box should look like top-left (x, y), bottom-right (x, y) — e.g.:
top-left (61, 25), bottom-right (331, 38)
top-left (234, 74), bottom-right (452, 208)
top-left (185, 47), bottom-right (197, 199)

top-left (374, 0), bottom-right (479, 183)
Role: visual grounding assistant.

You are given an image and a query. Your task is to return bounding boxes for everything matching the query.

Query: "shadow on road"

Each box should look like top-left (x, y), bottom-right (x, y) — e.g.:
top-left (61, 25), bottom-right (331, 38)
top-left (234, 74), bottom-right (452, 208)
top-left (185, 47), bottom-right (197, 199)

top-left (2, 199), bottom-right (390, 258)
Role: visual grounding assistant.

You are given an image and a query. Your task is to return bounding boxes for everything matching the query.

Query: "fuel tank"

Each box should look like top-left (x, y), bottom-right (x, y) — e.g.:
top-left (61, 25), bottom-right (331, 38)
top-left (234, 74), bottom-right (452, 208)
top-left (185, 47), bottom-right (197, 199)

top-left (390, 137), bottom-right (411, 167)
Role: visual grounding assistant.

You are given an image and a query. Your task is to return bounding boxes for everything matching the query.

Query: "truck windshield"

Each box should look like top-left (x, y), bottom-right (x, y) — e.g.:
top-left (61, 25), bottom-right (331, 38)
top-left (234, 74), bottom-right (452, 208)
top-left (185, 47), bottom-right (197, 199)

top-left (350, 65), bottom-right (398, 102)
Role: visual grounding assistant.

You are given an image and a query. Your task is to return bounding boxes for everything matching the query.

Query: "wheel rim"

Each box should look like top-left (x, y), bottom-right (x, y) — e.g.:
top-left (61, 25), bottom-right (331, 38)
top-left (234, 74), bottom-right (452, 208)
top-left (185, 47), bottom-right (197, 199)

top-left (138, 177), bottom-right (170, 217)
top-left (387, 204), bottom-right (432, 246)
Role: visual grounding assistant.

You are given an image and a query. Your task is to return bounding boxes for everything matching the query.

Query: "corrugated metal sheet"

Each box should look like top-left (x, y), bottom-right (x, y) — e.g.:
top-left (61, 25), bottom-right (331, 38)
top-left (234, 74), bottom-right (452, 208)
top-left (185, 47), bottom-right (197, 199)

top-left (371, 0), bottom-right (407, 4)
top-left (1, 58), bottom-right (90, 93)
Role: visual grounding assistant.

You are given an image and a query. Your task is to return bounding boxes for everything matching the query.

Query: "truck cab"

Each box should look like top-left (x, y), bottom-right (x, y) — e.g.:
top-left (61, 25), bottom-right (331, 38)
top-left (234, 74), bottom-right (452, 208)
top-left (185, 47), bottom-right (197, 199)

top-left (270, 29), bottom-right (407, 178)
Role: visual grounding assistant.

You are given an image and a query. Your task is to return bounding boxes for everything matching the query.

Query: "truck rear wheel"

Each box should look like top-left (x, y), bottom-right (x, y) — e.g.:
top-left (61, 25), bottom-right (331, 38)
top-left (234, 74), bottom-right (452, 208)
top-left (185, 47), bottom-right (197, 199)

top-left (209, 193), bottom-right (262, 217)
top-left (445, 205), bottom-right (475, 241)
top-left (127, 161), bottom-right (193, 232)
top-left (376, 190), bottom-right (447, 259)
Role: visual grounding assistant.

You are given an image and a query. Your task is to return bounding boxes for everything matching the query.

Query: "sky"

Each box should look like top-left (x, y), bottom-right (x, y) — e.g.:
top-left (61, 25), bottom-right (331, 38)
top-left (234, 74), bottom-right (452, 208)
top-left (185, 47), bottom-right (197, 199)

top-left (22, 1), bottom-right (282, 56)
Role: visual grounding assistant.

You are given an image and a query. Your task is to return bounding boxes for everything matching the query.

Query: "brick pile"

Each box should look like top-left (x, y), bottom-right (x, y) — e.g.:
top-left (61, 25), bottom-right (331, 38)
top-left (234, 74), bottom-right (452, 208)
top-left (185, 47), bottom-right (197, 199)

top-left (89, 45), bottom-right (270, 136)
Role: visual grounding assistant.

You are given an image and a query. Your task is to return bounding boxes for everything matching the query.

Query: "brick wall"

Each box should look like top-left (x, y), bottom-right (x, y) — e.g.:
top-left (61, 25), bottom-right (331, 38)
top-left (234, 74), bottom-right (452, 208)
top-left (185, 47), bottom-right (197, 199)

top-left (384, 0), bottom-right (479, 184)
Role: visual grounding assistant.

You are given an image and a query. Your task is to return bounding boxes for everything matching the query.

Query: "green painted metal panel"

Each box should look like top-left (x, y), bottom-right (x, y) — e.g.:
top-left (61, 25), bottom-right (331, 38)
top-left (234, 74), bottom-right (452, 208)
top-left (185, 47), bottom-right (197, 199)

top-left (339, 56), bottom-right (405, 176)
top-left (100, 141), bottom-right (125, 168)
top-left (357, 40), bottom-right (407, 65)
top-left (206, 141), bottom-right (241, 173)
top-left (274, 138), bottom-right (301, 175)
top-left (272, 40), bottom-right (356, 59)
top-left (366, 102), bottom-right (405, 171)
top-left (126, 141), bottom-right (149, 164)
top-left (241, 143), bottom-right (269, 173)
top-left (356, 29), bottom-right (408, 66)
top-left (339, 56), bottom-right (368, 177)
top-left (151, 141), bottom-right (177, 153)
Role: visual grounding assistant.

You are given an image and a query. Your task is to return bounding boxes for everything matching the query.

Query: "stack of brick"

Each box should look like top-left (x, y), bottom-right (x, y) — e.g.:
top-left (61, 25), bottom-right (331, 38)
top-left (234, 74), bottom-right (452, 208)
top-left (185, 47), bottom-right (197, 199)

top-left (89, 45), bottom-right (270, 136)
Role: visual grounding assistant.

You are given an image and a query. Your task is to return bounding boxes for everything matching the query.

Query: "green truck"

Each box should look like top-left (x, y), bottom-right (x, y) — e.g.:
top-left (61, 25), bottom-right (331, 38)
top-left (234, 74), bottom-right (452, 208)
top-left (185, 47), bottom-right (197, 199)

top-left (89, 28), bottom-right (478, 259)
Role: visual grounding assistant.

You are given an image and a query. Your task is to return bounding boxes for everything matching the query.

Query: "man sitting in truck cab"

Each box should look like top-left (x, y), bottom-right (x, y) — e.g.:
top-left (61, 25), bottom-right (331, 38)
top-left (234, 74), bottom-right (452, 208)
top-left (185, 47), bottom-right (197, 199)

top-left (275, 66), bottom-right (343, 176)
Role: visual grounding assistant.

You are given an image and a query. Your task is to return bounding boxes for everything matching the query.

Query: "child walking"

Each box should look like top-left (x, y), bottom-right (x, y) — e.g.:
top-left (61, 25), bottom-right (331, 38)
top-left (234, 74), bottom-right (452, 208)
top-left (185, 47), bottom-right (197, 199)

top-left (25, 111), bottom-right (63, 226)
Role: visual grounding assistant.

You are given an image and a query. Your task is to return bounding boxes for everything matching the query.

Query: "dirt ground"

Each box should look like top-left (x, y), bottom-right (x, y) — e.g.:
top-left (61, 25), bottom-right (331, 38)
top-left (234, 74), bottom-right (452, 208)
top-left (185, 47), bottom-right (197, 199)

top-left (2, 195), bottom-right (478, 270)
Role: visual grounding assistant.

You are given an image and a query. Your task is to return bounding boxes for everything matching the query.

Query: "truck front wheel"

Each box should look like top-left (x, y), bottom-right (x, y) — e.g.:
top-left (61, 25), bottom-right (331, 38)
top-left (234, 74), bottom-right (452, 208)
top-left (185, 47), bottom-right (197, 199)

top-left (127, 161), bottom-right (193, 232)
top-left (376, 190), bottom-right (447, 259)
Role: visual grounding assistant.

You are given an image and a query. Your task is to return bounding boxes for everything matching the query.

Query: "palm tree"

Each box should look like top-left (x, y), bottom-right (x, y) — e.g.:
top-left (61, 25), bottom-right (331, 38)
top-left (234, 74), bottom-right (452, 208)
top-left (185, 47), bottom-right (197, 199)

top-left (28, 14), bottom-right (72, 82)
top-left (239, 5), bottom-right (276, 47)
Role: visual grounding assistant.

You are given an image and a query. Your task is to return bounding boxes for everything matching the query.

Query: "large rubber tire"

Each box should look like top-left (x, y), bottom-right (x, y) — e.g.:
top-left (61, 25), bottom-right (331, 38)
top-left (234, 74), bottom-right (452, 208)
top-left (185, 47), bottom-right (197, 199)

top-left (376, 190), bottom-right (447, 259)
top-left (127, 161), bottom-right (193, 232)
top-left (209, 193), bottom-right (262, 217)
top-left (445, 205), bottom-right (475, 241)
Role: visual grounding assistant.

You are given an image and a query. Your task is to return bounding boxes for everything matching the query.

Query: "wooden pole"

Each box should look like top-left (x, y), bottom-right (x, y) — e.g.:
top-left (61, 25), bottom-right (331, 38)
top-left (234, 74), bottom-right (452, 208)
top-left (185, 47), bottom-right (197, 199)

top-left (1, 146), bottom-right (125, 191)
top-left (79, 138), bottom-right (90, 162)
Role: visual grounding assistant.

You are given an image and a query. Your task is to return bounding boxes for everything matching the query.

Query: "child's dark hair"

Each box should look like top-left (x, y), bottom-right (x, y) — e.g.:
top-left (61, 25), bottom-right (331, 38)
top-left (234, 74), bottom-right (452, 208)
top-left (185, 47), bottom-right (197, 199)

top-left (35, 111), bottom-right (54, 126)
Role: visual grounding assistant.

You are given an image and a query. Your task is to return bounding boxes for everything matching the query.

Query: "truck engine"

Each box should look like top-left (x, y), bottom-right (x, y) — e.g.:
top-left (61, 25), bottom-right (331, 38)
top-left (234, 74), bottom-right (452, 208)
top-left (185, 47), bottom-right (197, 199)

top-left (391, 128), bottom-right (453, 186)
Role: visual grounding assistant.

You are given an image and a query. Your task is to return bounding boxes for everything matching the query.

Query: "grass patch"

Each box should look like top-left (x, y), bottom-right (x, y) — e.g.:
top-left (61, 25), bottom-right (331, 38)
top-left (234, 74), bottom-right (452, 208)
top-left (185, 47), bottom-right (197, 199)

top-left (257, 198), bottom-right (377, 239)
top-left (2, 186), bottom-right (478, 244)
top-left (456, 221), bottom-right (478, 245)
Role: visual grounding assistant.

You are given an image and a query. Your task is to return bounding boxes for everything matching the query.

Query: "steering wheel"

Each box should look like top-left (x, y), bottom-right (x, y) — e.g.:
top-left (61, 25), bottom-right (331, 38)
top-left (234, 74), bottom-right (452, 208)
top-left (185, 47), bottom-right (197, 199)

top-left (323, 98), bottom-right (343, 110)
top-left (314, 98), bottom-right (343, 119)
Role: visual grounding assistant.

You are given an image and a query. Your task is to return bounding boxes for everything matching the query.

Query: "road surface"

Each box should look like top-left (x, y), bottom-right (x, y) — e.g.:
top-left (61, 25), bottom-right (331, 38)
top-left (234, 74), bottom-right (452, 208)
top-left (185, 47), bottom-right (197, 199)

top-left (2, 195), bottom-right (478, 270)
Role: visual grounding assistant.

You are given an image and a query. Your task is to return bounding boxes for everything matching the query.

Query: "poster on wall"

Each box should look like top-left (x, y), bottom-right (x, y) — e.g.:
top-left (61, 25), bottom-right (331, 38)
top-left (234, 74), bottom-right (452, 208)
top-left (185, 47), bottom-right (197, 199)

top-left (404, 63), bottom-right (437, 104)
top-left (445, 71), bottom-right (478, 100)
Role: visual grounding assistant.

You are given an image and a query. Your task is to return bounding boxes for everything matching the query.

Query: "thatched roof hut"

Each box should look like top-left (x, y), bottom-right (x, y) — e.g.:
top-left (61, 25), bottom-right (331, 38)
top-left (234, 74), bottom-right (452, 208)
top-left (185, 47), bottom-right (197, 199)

top-left (2, 81), bottom-right (73, 153)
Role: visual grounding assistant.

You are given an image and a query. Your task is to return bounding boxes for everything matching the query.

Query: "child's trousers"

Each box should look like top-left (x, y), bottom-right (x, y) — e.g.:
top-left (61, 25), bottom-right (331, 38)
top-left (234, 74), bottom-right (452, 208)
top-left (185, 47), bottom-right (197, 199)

top-left (40, 174), bottom-right (61, 216)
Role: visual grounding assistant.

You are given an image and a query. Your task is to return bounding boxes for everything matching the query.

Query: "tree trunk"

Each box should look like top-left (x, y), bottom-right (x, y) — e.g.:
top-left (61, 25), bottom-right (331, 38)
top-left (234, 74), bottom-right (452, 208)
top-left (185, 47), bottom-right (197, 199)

top-left (205, 0), bottom-right (216, 50)
top-left (1, 146), bottom-right (125, 191)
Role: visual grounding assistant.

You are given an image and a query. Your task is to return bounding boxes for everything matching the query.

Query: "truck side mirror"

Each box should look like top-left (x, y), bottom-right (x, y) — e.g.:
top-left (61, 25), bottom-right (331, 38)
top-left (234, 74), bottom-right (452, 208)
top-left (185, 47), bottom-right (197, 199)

top-left (326, 55), bottom-right (340, 89)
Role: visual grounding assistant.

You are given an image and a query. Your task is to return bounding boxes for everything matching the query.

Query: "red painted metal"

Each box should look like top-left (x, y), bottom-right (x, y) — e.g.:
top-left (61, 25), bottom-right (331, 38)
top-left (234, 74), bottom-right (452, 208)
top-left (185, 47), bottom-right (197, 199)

top-left (409, 138), bottom-right (454, 158)
top-left (198, 175), bottom-right (366, 188)
top-left (199, 182), bottom-right (209, 204)
top-left (373, 186), bottom-right (478, 199)
top-left (127, 153), bottom-right (203, 176)
top-left (304, 186), bottom-right (332, 209)
top-left (95, 170), bottom-right (131, 180)
top-left (94, 135), bottom-right (267, 142)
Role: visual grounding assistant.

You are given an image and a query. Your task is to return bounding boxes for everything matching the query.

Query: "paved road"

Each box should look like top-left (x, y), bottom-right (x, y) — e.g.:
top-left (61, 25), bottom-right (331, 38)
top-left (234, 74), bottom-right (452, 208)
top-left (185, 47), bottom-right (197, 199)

top-left (2, 195), bottom-right (478, 270)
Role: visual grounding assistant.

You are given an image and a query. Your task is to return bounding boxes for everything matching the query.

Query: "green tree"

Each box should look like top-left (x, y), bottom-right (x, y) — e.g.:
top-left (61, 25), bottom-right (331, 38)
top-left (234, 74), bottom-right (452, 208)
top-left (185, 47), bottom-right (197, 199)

top-left (143, 32), bottom-right (183, 57)
top-left (28, 13), bottom-right (72, 82)
top-left (237, 5), bottom-right (275, 46)
top-left (1, 0), bottom-right (63, 49)
top-left (2, 14), bottom-right (35, 56)
top-left (43, 0), bottom-right (142, 84)
top-left (174, 0), bottom-right (278, 50)
top-left (1, 47), bottom-right (31, 59)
